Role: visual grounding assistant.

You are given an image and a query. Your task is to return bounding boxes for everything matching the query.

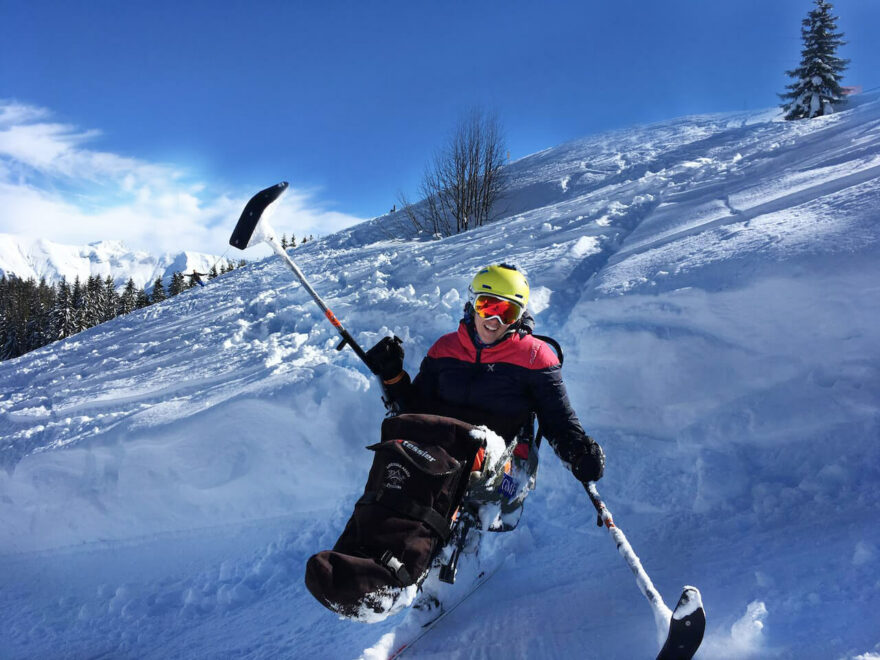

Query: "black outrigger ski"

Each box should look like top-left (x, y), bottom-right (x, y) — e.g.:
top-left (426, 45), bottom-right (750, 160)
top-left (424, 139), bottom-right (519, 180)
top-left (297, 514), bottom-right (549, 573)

top-left (229, 181), bottom-right (290, 250)
top-left (586, 482), bottom-right (706, 659)
top-left (658, 587), bottom-right (706, 660)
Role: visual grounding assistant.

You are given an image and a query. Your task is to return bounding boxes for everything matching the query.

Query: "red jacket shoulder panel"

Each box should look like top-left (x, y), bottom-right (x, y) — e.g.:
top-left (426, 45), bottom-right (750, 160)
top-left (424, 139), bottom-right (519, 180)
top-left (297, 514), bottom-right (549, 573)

top-left (427, 327), bottom-right (476, 362)
top-left (427, 323), bottom-right (559, 370)
top-left (483, 333), bottom-right (560, 369)
top-left (529, 336), bottom-right (562, 369)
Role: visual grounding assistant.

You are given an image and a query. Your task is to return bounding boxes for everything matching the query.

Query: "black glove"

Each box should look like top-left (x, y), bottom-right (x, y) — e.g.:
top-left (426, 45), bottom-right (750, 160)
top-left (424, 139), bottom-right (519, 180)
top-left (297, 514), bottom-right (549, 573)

top-left (366, 336), bottom-right (404, 381)
top-left (572, 441), bottom-right (605, 483)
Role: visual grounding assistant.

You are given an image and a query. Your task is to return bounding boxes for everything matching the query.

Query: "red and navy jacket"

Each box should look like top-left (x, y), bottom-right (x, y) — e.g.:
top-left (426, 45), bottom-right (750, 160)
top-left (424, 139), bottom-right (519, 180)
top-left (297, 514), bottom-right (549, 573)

top-left (385, 316), bottom-right (597, 472)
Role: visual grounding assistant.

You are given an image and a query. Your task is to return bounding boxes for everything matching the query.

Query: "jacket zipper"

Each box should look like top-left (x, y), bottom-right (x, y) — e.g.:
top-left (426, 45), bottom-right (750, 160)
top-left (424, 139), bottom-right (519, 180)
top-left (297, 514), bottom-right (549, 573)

top-left (467, 345), bottom-right (482, 407)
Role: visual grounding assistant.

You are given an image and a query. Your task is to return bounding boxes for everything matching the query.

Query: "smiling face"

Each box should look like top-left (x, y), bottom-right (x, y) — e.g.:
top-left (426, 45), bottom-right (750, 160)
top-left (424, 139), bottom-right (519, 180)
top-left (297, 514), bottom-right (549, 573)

top-left (474, 313), bottom-right (512, 345)
top-left (471, 293), bottom-right (523, 345)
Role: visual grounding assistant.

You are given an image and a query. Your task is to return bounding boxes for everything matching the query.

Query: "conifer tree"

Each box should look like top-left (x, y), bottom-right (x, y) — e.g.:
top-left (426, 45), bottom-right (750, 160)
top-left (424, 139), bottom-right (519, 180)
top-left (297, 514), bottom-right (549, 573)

top-left (25, 305), bottom-right (46, 354)
top-left (52, 278), bottom-right (77, 340)
top-left (209, 264), bottom-right (219, 279)
top-left (119, 278), bottom-right (138, 316)
top-left (77, 281), bottom-right (91, 333)
top-left (168, 271), bottom-right (186, 296)
top-left (150, 277), bottom-right (167, 304)
top-left (102, 276), bottom-right (118, 323)
top-left (81, 275), bottom-right (101, 330)
top-left (0, 276), bottom-right (10, 345)
top-left (238, 259), bottom-right (247, 268)
top-left (1, 318), bottom-right (21, 360)
top-left (136, 287), bottom-right (151, 309)
top-left (26, 278), bottom-right (54, 352)
top-left (780, 0), bottom-right (849, 120)
top-left (71, 276), bottom-right (84, 319)
top-left (0, 276), bottom-right (19, 359)
top-left (281, 233), bottom-right (289, 249)
top-left (0, 275), bottom-right (33, 359)
top-left (0, 317), bottom-right (12, 362)
top-left (70, 275), bottom-right (96, 333)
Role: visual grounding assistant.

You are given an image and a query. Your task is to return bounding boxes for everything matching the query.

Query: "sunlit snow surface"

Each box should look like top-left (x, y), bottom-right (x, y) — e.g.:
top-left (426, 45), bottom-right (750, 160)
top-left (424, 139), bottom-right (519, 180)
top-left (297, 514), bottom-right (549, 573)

top-left (2, 96), bottom-right (880, 659)
top-left (0, 234), bottom-right (222, 289)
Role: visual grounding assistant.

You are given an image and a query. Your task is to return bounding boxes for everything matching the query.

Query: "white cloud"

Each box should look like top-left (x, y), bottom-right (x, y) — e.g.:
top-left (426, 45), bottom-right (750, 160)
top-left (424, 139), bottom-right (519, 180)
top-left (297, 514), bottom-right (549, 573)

top-left (0, 101), bottom-right (51, 127)
top-left (0, 99), bottom-right (365, 257)
top-left (270, 186), bottom-right (373, 238)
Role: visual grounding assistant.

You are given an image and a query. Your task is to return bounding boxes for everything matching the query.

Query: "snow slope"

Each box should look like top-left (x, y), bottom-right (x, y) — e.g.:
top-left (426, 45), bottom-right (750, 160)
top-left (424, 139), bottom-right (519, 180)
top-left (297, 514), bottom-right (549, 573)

top-left (0, 234), bottom-right (222, 289)
top-left (1, 95), bottom-right (879, 659)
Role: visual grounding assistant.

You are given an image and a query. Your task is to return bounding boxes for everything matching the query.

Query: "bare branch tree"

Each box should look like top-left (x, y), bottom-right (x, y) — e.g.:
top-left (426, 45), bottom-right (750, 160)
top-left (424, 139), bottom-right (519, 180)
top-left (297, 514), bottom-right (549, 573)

top-left (399, 109), bottom-right (506, 237)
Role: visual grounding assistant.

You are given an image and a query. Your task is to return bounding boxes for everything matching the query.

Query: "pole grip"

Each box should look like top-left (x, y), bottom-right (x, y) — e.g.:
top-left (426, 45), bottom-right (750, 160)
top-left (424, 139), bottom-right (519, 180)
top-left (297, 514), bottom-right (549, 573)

top-left (585, 481), bottom-right (613, 528)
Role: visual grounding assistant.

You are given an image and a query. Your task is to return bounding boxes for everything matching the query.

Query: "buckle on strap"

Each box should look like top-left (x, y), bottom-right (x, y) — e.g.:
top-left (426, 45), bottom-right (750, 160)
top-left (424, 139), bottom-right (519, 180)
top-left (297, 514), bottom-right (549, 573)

top-left (379, 550), bottom-right (412, 585)
top-left (358, 490), bottom-right (453, 544)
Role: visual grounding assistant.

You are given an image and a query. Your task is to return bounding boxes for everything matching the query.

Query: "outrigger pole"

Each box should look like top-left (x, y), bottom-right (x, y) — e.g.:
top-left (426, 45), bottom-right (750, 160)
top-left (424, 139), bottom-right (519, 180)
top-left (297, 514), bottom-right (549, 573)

top-left (229, 182), bottom-right (378, 372)
top-left (585, 482), bottom-right (706, 659)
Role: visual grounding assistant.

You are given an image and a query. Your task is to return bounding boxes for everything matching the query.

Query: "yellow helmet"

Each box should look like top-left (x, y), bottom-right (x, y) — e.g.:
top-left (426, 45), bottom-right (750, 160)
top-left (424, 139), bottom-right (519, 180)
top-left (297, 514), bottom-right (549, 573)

top-left (469, 263), bottom-right (529, 309)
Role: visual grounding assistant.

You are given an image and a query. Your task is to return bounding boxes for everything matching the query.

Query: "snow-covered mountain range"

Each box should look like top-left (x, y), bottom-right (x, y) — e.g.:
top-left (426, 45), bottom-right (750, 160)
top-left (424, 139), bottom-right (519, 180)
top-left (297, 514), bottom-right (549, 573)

top-left (0, 234), bottom-right (222, 288)
top-left (1, 94), bottom-right (879, 659)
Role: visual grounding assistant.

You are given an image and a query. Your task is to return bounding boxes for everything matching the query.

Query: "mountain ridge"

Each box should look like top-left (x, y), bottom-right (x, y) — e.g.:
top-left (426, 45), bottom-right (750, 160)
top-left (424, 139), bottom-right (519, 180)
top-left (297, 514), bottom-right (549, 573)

top-left (0, 232), bottom-right (222, 289)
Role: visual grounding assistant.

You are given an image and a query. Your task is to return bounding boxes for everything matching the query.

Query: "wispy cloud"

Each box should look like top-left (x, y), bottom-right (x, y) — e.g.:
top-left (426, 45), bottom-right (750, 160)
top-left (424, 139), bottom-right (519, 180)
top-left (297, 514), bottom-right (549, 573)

top-left (0, 101), bottom-right (52, 126)
top-left (0, 99), bottom-right (365, 257)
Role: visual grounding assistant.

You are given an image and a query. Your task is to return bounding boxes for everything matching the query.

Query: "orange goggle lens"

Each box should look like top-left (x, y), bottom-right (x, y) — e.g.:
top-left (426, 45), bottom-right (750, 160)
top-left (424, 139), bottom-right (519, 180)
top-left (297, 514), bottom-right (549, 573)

top-left (474, 295), bottom-right (523, 324)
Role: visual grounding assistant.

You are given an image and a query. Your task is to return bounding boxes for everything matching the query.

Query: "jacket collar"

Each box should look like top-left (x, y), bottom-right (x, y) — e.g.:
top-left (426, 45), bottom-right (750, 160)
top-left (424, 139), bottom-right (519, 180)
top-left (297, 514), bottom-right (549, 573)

top-left (460, 317), bottom-right (513, 350)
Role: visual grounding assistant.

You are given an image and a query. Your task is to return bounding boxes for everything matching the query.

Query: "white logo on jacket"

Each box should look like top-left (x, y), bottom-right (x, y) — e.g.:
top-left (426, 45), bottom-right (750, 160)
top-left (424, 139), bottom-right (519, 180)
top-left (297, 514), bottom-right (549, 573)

top-left (384, 462), bottom-right (410, 490)
top-left (401, 440), bottom-right (436, 462)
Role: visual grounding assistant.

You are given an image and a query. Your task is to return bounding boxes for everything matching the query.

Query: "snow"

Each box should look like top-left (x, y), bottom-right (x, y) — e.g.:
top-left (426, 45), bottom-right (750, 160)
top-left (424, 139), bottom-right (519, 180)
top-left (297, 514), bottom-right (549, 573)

top-left (348, 585), bottom-right (420, 625)
top-left (2, 93), bottom-right (880, 658)
top-left (717, 601), bottom-right (768, 657)
top-left (0, 233), bottom-right (222, 289)
top-left (469, 426), bottom-right (507, 476)
top-left (569, 235), bottom-right (601, 258)
top-left (672, 586), bottom-right (703, 620)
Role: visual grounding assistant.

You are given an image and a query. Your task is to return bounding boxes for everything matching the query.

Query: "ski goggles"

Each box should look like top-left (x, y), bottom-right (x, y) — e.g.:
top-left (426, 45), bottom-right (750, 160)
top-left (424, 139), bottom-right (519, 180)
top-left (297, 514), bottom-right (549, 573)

top-left (473, 294), bottom-right (524, 325)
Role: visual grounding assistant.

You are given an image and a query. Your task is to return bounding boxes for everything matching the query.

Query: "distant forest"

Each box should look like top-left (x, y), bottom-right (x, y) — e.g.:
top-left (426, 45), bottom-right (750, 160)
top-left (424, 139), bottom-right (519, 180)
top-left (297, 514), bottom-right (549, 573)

top-left (0, 260), bottom-right (245, 362)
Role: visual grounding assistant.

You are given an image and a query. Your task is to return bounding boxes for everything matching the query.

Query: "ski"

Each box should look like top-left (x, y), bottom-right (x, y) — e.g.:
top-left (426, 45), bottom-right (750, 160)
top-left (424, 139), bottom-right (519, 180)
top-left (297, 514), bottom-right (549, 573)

top-left (229, 182), bottom-right (289, 249)
top-left (385, 560), bottom-right (505, 660)
top-left (657, 587), bottom-right (705, 660)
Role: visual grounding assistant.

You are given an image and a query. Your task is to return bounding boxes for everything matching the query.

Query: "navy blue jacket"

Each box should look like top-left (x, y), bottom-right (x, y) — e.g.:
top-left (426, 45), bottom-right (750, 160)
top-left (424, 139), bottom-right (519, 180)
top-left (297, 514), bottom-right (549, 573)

top-left (385, 316), bottom-right (597, 471)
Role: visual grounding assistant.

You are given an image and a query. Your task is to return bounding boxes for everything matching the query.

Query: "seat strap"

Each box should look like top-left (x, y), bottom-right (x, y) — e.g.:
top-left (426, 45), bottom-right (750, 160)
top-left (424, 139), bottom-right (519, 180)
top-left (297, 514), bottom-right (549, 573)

top-left (533, 333), bottom-right (563, 449)
top-left (358, 490), bottom-right (453, 543)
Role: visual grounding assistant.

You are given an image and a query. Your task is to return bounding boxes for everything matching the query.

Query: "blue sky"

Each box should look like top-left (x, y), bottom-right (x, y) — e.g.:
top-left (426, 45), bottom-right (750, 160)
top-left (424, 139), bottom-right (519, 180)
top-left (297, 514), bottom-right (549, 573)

top-left (1, 0), bottom-right (878, 256)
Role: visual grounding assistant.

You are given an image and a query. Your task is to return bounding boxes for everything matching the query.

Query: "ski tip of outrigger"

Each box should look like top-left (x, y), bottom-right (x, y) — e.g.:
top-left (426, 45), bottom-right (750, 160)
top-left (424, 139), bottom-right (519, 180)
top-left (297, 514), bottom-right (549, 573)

top-left (673, 586), bottom-right (703, 620)
top-left (229, 181), bottom-right (290, 250)
top-left (657, 586), bottom-right (706, 660)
